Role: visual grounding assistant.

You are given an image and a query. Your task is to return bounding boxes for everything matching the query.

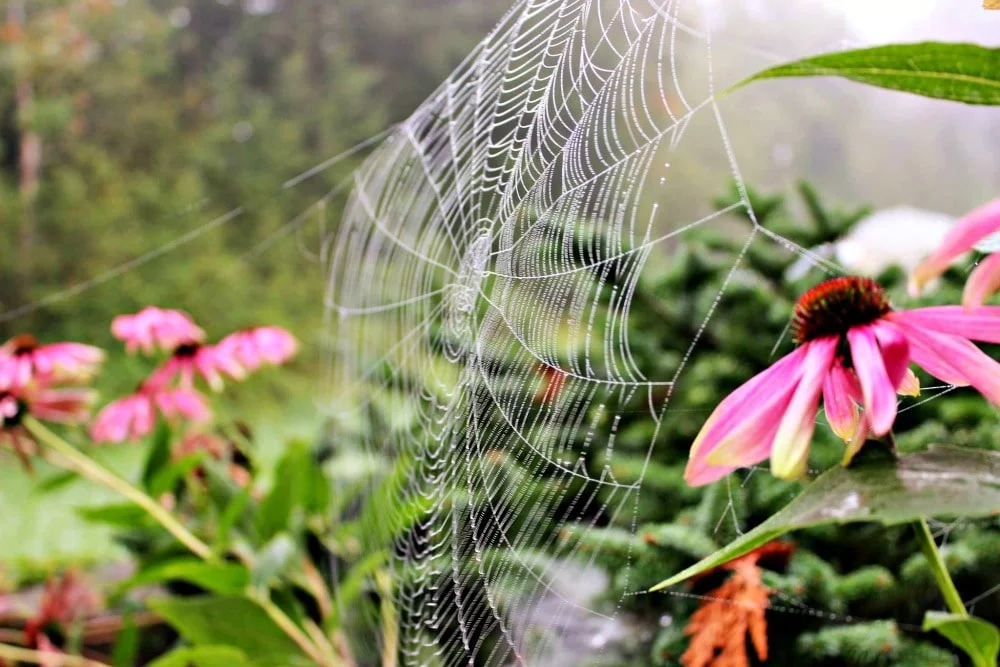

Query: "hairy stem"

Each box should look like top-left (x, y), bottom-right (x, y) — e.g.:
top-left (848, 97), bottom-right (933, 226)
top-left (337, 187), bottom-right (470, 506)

top-left (24, 417), bottom-right (212, 560)
top-left (912, 517), bottom-right (967, 617)
top-left (0, 641), bottom-right (110, 667)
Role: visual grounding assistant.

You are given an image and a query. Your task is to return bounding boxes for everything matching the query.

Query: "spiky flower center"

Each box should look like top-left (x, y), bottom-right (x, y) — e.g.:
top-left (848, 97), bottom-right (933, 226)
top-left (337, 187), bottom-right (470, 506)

top-left (792, 276), bottom-right (891, 344)
top-left (6, 334), bottom-right (39, 356)
top-left (174, 343), bottom-right (201, 357)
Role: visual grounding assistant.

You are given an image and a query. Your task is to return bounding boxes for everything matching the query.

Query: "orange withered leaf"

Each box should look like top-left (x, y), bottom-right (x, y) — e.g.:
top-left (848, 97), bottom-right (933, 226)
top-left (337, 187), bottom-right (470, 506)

top-left (681, 542), bottom-right (793, 667)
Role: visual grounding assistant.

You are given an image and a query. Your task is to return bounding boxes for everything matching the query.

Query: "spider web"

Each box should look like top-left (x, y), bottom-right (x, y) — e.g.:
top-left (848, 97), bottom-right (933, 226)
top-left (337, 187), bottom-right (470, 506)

top-left (319, 1), bottom-right (852, 664)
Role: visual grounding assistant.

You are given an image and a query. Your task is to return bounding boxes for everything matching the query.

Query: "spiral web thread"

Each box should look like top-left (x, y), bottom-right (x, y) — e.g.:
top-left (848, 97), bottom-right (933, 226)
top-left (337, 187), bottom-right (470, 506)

top-left (320, 0), bottom-right (881, 664)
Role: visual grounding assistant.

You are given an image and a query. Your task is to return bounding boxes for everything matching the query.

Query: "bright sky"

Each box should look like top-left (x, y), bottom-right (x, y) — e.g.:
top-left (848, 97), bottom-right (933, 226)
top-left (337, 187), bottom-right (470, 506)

top-left (831, 0), bottom-right (1000, 43)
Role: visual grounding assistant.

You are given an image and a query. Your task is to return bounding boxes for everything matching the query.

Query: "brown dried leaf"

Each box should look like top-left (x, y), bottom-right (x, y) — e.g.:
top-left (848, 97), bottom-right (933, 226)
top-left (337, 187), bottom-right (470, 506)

top-left (681, 542), bottom-right (792, 667)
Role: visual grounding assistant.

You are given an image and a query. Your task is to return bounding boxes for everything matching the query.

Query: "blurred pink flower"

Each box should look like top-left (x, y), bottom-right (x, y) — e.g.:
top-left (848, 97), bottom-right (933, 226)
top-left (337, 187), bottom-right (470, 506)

top-left (25, 571), bottom-right (102, 665)
top-left (685, 276), bottom-right (1000, 486)
top-left (148, 342), bottom-right (246, 391)
top-left (910, 198), bottom-right (1000, 307)
top-left (112, 306), bottom-right (205, 354)
top-left (91, 383), bottom-right (211, 443)
top-left (1, 384), bottom-right (94, 468)
top-left (90, 391), bottom-right (156, 443)
top-left (0, 335), bottom-right (103, 390)
top-left (217, 326), bottom-right (297, 371)
top-left (154, 387), bottom-right (212, 423)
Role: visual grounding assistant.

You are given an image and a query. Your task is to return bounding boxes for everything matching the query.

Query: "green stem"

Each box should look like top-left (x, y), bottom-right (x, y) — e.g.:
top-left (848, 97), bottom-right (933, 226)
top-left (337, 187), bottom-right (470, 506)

top-left (0, 641), bottom-right (110, 667)
top-left (24, 417), bottom-right (212, 561)
top-left (251, 592), bottom-right (334, 667)
top-left (912, 517), bottom-right (967, 617)
top-left (24, 419), bottom-right (341, 665)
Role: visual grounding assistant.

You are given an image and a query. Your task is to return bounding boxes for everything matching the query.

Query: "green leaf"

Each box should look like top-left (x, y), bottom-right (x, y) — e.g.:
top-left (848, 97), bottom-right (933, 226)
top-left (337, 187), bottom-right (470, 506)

top-left (923, 612), bottom-right (1000, 667)
top-left (147, 452), bottom-right (208, 497)
top-left (77, 502), bottom-right (150, 527)
top-left (146, 646), bottom-right (251, 667)
top-left (735, 42), bottom-right (1000, 106)
top-left (148, 595), bottom-right (312, 667)
top-left (251, 534), bottom-right (299, 591)
top-left (124, 558), bottom-right (249, 596)
top-left (327, 549), bottom-right (387, 628)
top-left (650, 447), bottom-right (1000, 591)
top-left (217, 487), bottom-right (253, 548)
top-left (33, 470), bottom-right (80, 494)
top-left (256, 442), bottom-right (323, 541)
top-left (142, 421), bottom-right (173, 490)
top-left (111, 612), bottom-right (138, 667)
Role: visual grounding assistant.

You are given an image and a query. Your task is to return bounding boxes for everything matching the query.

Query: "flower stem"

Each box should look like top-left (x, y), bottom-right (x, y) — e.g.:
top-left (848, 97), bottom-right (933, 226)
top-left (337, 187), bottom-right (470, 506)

top-left (251, 592), bottom-right (338, 667)
top-left (24, 419), bottom-right (341, 666)
top-left (0, 641), bottom-right (111, 667)
top-left (912, 517), bottom-right (967, 617)
top-left (23, 417), bottom-right (212, 561)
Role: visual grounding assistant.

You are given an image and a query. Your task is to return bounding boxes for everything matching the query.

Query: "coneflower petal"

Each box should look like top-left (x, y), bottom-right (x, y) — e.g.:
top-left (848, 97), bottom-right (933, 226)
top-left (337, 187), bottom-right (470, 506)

top-left (891, 320), bottom-right (1000, 407)
top-left (898, 369), bottom-right (921, 397)
top-left (890, 307), bottom-right (1000, 345)
top-left (847, 325), bottom-right (897, 436)
top-left (684, 347), bottom-right (809, 486)
top-left (823, 362), bottom-right (861, 442)
top-left (964, 253), bottom-right (1000, 309)
top-left (871, 320), bottom-right (911, 390)
top-left (841, 416), bottom-right (871, 466)
top-left (909, 198), bottom-right (1000, 297)
top-left (770, 336), bottom-right (838, 480)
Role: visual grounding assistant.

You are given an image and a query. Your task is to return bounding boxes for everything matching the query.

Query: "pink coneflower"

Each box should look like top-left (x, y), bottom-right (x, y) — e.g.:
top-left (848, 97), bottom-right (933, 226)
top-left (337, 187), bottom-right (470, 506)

top-left (910, 198), bottom-right (1000, 307)
top-left (1, 385), bottom-right (94, 468)
top-left (147, 342), bottom-right (246, 392)
top-left (112, 306), bottom-right (205, 354)
top-left (685, 276), bottom-right (1000, 486)
top-left (24, 571), bottom-right (102, 666)
top-left (216, 326), bottom-right (297, 371)
top-left (90, 384), bottom-right (211, 443)
top-left (0, 335), bottom-right (103, 390)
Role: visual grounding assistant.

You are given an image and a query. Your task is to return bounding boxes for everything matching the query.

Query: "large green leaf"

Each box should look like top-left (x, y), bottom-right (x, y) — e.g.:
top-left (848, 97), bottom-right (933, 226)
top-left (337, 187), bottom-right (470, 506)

top-left (146, 646), bottom-right (252, 667)
top-left (650, 447), bottom-right (1000, 591)
top-left (149, 595), bottom-right (312, 667)
top-left (256, 441), bottom-right (329, 541)
top-left (734, 43), bottom-right (1000, 105)
top-left (924, 612), bottom-right (1000, 667)
top-left (123, 558), bottom-right (250, 596)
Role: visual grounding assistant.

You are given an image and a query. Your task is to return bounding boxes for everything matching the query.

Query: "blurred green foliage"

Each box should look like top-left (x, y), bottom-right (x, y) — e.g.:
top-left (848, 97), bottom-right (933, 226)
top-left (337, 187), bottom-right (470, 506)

top-left (0, 0), bottom-right (512, 375)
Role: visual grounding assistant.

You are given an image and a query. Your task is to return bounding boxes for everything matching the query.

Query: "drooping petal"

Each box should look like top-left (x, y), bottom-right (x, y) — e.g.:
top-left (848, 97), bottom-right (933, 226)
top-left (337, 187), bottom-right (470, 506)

top-left (909, 197), bottom-right (1000, 296)
top-left (890, 307), bottom-right (1000, 344)
top-left (897, 368), bottom-right (921, 397)
top-left (964, 252), bottom-right (1000, 308)
top-left (686, 347), bottom-right (807, 463)
top-left (841, 416), bottom-right (871, 466)
top-left (883, 320), bottom-right (969, 387)
top-left (684, 347), bottom-right (809, 486)
top-left (871, 320), bottom-right (911, 390)
top-left (770, 337), bottom-right (838, 480)
top-left (822, 361), bottom-right (860, 442)
top-left (703, 386), bottom-right (795, 468)
top-left (890, 319), bottom-right (1000, 407)
top-left (847, 325), bottom-right (897, 436)
top-left (689, 395), bottom-right (791, 486)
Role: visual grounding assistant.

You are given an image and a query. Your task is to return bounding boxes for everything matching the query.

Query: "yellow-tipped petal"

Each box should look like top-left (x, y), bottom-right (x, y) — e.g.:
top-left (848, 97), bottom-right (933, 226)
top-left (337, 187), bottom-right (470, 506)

top-left (897, 368), bottom-right (921, 397)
